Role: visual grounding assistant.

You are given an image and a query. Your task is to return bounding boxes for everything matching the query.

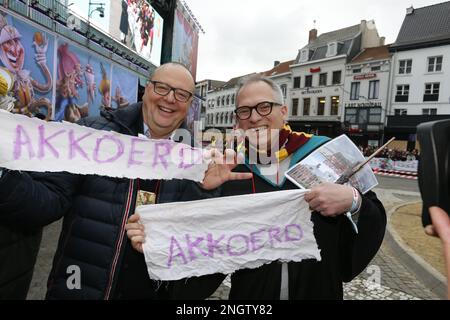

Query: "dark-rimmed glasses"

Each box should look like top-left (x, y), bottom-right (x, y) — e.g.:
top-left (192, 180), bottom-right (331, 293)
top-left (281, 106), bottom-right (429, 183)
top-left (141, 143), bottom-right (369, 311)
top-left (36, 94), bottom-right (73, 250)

top-left (234, 101), bottom-right (281, 120)
top-left (148, 80), bottom-right (193, 102)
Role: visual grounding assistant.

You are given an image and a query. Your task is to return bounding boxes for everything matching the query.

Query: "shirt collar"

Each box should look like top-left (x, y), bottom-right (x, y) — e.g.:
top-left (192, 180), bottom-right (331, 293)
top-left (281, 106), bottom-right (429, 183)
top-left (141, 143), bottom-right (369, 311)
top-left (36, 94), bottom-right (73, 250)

top-left (143, 121), bottom-right (176, 140)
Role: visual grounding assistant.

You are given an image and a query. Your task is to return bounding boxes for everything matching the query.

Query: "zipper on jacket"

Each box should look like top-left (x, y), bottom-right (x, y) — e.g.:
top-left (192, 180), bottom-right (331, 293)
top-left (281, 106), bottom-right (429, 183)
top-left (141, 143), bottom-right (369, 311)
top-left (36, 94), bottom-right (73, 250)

top-left (104, 179), bottom-right (135, 300)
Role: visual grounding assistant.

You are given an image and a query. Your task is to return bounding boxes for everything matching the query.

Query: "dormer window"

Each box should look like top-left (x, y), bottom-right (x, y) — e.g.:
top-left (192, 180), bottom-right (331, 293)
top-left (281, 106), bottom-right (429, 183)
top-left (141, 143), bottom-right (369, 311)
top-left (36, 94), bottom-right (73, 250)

top-left (326, 42), bottom-right (337, 57)
top-left (299, 49), bottom-right (309, 62)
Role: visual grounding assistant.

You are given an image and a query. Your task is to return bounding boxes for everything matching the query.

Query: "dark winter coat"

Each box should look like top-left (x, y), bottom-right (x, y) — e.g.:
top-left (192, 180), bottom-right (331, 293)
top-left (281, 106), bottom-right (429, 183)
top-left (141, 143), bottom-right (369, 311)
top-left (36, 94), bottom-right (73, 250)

top-left (221, 136), bottom-right (387, 299)
top-left (0, 103), bottom-right (218, 299)
top-left (0, 224), bottom-right (42, 299)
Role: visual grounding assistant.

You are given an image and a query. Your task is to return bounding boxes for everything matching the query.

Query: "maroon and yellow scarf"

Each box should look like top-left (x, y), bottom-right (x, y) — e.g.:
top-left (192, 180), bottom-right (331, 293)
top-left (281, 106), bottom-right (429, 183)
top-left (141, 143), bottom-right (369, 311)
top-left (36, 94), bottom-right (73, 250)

top-left (241, 124), bottom-right (313, 162)
top-left (275, 124), bottom-right (313, 161)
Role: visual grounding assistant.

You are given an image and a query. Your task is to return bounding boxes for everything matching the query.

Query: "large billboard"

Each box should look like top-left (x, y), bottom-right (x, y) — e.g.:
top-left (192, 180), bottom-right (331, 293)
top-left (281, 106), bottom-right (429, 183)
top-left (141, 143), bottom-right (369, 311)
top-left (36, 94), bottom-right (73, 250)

top-left (110, 0), bottom-right (164, 66)
top-left (172, 5), bottom-right (199, 80)
top-left (111, 64), bottom-right (138, 109)
top-left (0, 8), bottom-right (141, 123)
top-left (0, 11), bottom-right (55, 120)
top-left (55, 41), bottom-right (112, 121)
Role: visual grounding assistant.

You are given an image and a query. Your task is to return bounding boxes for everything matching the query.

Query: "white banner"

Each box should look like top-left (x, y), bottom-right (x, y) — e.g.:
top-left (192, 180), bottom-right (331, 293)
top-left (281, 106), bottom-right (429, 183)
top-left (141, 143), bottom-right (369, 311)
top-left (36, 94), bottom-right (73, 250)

top-left (393, 160), bottom-right (418, 172)
top-left (138, 190), bottom-right (321, 281)
top-left (0, 110), bottom-right (208, 182)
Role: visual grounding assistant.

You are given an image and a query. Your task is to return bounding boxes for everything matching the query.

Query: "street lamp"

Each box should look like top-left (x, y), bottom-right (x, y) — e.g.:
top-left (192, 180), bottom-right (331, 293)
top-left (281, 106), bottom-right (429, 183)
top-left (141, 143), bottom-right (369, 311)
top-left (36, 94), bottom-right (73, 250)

top-left (88, 1), bottom-right (105, 18)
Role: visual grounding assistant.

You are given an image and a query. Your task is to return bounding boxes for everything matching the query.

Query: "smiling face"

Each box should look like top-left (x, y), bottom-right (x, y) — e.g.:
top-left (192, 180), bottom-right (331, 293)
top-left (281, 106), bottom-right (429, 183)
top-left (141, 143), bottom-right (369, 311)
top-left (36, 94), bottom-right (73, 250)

top-left (236, 80), bottom-right (287, 151)
top-left (142, 63), bottom-right (194, 139)
top-left (0, 37), bottom-right (25, 73)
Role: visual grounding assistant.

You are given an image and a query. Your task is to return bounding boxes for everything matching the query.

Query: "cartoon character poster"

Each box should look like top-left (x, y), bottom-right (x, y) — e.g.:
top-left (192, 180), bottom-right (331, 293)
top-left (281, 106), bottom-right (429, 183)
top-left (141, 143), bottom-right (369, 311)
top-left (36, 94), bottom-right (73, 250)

top-left (111, 64), bottom-right (138, 109)
top-left (55, 41), bottom-right (111, 122)
top-left (172, 7), bottom-right (199, 81)
top-left (0, 11), bottom-right (54, 120)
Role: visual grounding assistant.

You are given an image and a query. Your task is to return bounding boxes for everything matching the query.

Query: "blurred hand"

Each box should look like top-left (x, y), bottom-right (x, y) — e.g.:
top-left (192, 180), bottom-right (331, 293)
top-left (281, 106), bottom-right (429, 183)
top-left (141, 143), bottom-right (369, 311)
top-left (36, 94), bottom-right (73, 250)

top-left (125, 214), bottom-right (145, 253)
top-left (425, 207), bottom-right (450, 245)
top-left (304, 182), bottom-right (354, 217)
top-left (200, 148), bottom-right (252, 190)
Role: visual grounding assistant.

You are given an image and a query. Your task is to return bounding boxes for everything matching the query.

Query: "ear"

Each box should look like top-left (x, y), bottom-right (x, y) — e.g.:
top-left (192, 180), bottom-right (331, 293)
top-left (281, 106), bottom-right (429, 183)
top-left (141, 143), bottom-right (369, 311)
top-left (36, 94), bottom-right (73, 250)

top-left (280, 105), bottom-right (288, 120)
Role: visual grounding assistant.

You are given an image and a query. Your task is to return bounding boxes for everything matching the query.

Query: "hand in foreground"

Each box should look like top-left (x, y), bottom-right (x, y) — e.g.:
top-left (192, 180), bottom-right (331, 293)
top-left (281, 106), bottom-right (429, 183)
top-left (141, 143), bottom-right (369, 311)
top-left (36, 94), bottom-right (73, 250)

top-left (125, 214), bottom-right (145, 253)
top-left (199, 148), bottom-right (253, 190)
top-left (304, 182), bottom-right (354, 217)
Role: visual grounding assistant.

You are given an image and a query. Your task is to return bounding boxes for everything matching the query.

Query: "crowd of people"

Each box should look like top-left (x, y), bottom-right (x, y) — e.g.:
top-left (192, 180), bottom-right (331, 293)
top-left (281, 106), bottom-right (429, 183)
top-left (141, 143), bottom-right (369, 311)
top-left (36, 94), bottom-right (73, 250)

top-left (361, 145), bottom-right (420, 161)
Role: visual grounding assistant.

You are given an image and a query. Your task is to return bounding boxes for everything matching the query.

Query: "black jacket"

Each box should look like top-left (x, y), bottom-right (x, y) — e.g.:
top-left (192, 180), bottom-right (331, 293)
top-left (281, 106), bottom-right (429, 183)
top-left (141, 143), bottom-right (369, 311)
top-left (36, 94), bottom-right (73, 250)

top-left (0, 225), bottom-right (42, 299)
top-left (0, 103), bottom-right (218, 299)
top-left (220, 151), bottom-right (386, 299)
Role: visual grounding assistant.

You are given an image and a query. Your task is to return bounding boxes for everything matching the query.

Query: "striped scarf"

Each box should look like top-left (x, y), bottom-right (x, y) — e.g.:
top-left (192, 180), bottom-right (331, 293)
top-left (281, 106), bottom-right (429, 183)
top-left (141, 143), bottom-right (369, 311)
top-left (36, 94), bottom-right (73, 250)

top-left (241, 124), bottom-right (313, 162)
top-left (275, 124), bottom-right (313, 161)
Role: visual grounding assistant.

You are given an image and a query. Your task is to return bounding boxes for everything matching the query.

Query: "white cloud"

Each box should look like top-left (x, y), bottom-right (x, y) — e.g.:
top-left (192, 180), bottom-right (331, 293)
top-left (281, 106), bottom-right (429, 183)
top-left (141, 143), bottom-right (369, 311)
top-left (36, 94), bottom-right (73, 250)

top-left (186, 0), bottom-right (445, 81)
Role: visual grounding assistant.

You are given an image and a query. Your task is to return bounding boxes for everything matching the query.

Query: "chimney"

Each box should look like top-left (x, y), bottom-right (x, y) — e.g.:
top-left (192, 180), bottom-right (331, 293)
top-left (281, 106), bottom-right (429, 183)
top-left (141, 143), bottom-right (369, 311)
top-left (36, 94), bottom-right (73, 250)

top-left (274, 60), bottom-right (280, 67)
top-left (360, 19), bottom-right (367, 31)
top-left (380, 37), bottom-right (385, 46)
top-left (309, 29), bottom-right (317, 43)
top-left (406, 6), bottom-right (414, 15)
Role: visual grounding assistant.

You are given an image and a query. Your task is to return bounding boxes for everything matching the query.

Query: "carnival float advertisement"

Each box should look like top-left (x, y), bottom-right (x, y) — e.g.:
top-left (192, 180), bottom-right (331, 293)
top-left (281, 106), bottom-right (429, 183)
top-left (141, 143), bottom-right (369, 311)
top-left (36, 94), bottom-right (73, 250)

top-left (55, 41), bottom-right (112, 122)
top-left (172, 7), bottom-right (199, 80)
top-left (111, 64), bottom-right (138, 110)
top-left (0, 11), bottom-right (54, 120)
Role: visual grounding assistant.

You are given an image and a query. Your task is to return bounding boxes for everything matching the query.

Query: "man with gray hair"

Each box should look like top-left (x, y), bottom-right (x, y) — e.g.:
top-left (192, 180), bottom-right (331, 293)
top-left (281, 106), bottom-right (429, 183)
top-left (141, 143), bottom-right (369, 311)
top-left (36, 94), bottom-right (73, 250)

top-left (220, 74), bottom-right (386, 299)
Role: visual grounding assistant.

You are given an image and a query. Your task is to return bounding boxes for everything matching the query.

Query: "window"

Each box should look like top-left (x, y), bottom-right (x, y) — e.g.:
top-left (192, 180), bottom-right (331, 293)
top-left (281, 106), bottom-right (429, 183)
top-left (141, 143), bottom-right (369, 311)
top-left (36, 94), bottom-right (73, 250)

top-left (357, 109), bottom-right (368, 123)
top-left (330, 96), bottom-right (339, 115)
top-left (305, 75), bottom-right (313, 88)
top-left (317, 97), bottom-right (325, 115)
top-left (226, 95), bottom-right (230, 105)
top-left (399, 59), bottom-right (412, 74)
top-left (371, 66), bottom-right (381, 72)
top-left (326, 42), bottom-right (337, 57)
top-left (345, 108), bottom-right (357, 123)
top-left (395, 85), bottom-right (410, 102)
top-left (352, 68), bottom-right (362, 74)
top-left (350, 82), bottom-right (360, 100)
top-left (299, 49), bottom-right (309, 62)
top-left (369, 108), bottom-right (382, 123)
top-left (292, 98), bottom-right (299, 116)
top-left (293, 77), bottom-right (301, 89)
top-left (368, 80), bottom-right (380, 99)
top-left (280, 84), bottom-right (287, 99)
top-left (221, 96), bottom-right (225, 106)
top-left (303, 98), bottom-right (310, 116)
top-left (422, 108), bottom-right (437, 115)
top-left (231, 94), bottom-right (235, 105)
top-left (424, 82), bottom-right (440, 102)
top-left (332, 71), bottom-right (341, 84)
top-left (428, 56), bottom-right (443, 72)
top-left (394, 109), bottom-right (407, 116)
top-left (217, 97), bottom-right (220, 106)
top-left (319, 73), bottom-right (327, 86)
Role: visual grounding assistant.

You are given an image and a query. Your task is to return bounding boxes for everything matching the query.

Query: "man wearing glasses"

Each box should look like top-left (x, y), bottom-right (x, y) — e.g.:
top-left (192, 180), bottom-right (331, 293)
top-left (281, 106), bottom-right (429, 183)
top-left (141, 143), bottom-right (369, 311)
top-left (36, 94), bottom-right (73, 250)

top-left (0, 62), bottom-right (246, 300)
top-left (219, 75), bottom-right (387, 299)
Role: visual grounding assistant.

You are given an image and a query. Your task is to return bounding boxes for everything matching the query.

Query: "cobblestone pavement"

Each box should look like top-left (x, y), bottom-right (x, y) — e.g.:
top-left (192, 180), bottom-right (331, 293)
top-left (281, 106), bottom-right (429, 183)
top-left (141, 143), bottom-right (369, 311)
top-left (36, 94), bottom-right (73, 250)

top-left (27, 186), bottom-right (441, 300)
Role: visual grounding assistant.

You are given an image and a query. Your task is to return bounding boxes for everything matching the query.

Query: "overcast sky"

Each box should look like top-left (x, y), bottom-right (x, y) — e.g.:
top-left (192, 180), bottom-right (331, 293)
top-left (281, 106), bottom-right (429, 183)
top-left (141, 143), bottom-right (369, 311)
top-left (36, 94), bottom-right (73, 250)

top-left (186, 0), bottom-right (445, 82)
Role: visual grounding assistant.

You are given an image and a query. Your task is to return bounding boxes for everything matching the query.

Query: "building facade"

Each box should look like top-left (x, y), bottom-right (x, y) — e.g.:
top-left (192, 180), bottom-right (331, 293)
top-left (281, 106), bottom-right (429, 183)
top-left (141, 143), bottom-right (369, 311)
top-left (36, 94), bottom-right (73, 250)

top-left (289, 20), bottom-right (385, 137)
top-left (387, 3), bottom-right (450, 150)
top-left (342, 45), bottom-right (392, 147)
top-left (196, 79), bottom-right (226, 130)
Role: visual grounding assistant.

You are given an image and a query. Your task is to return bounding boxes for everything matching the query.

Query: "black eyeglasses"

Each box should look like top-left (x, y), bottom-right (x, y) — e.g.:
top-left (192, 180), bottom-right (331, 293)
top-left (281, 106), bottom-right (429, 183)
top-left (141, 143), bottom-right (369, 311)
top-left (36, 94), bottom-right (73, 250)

top-left (148, 80), bottom-right (193, 102)
top-left (234, 101), bottom-right (282, 120)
